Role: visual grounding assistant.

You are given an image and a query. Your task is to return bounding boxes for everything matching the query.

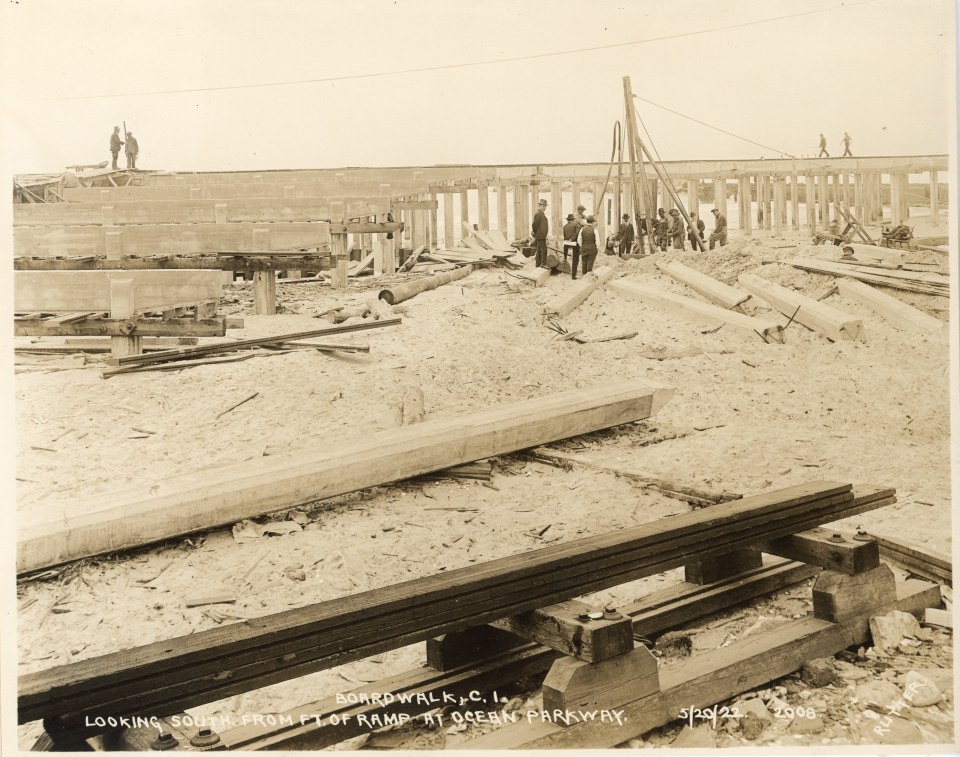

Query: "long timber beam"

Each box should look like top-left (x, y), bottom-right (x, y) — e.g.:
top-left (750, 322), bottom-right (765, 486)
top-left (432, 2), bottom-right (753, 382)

top-left (20, 482), bottom-right (894, 737)
top-left (60, 182), bottom-right (428, 203)
top-left (17, 382), bottom-right (673, 575)
top-left (15, 253), bottom-right (330, 272)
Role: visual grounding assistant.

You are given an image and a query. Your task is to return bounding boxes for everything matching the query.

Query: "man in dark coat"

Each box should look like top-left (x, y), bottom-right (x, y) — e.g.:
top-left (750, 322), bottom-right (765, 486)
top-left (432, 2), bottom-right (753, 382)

top-left (109, 126), bottom-right (124, 170)
top-left (125, 132), bottom-right (139, 170)
top-left (562, 213), bottom-right (581, 279)
top-left (618, 213), bottom-right (635, 257)
top-left (576, 215), bottom-right (600, 276)
top-left (531, 198), bottom-right (549, 268)
top-left (687, 212), bottom-right (705, 248)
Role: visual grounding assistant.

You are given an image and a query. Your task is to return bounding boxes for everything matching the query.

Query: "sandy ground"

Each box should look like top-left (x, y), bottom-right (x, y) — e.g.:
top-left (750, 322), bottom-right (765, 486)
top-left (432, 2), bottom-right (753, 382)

top-left (14, 219), bottom-right (953, 749)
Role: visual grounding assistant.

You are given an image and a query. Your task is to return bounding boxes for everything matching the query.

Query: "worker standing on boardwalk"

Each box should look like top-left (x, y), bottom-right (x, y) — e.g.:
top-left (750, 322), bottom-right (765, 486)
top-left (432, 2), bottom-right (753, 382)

top-left (818, 133), bottom-right (829, 157)
top-left (842, 132), bottom-right (853, 157)
top-left (709, 208), bottom-right (727, 249)
top-left (109, 126), bottom-right (124, 170)
top-left (562, 213), bottom-right (581, 279)
top-left (125, 132), bottom-right (139, 170)
top-left (617, 213), bottom-right (635, 257)
top-left (576, 215), bottom-right (600, 275)
top-left (531, 198), bottom-right (549, 268)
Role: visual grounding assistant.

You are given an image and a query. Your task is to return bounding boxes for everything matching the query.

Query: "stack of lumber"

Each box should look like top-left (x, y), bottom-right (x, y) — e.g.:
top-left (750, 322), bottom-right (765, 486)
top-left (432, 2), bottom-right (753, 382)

top-left (471, 228), bottom-right (516, 253)
top-left (17, 382), bottom-right (673, 574)
top-left (787, 257), bottom-right (949, 297)
top-left (20, 481), bottom-right (896, 735)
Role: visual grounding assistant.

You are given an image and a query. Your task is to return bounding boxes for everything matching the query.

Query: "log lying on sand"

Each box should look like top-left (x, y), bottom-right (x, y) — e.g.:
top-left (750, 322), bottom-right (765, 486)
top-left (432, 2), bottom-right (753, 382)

top-left (17, 381), bottom-right (674, 574)
top-left (541, 266), bottom-right (616, 317)
top-left (378, 265), bottom-right (473, 305)
top-left (738, 272), bottom-right (867, 342)
top-left (655, 261), bottom-right (750, 310)
top-left (836, 279), bottom-right (945, 335)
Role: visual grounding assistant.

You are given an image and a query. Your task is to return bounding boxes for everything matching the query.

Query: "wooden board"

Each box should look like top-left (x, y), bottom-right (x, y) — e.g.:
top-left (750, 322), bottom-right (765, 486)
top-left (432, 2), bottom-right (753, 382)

top-left (20, 484), bottom-right (891, 731)
top-left (787, 257), bottom-right (949, 297)
top-left (13, 271), bottom-right (223, 313)
top-left (655, 260), bottom-right (750, 310)
top-left (609, 279), bottom-right (784, 343)
top-left (541, 266), bottom-right (616, 317)
top-left (464, 579), bottom-right (939, 748)
top-left (836, 279), bottom-right (945, 334)
top-left (17, 382), bottom-right (673, 575)
top-left (13, 197), bottom-right (390, 226)
top-left (513, 267), bottom-right (551, 286)
top-left (875, 534), bottom-right (952, 585)
top-left (13, 223), bottom-right (332, 258)
top-left (738, 272), bottom-right (866, 342)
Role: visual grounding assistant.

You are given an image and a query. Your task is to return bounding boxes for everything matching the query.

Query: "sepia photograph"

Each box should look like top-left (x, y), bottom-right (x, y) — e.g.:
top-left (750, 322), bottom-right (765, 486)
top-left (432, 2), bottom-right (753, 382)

top-left (2, 0), bottom-right (957, 752)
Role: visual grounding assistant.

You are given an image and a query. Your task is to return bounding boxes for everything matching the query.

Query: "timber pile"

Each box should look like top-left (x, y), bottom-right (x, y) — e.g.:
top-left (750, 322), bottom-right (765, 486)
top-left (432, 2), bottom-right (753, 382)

top-left (378, 265), bottom-right (473, 305)
top-left (787, 257), bottom-right (949, 297)
top-left (655, 260), bottom-right (750, 310)
top-left (20, 481), bottom-right (896, 737)
top-left (17, 382), bottom-right (673, 573)
top-left (836, 279), bottom-right (945, 334)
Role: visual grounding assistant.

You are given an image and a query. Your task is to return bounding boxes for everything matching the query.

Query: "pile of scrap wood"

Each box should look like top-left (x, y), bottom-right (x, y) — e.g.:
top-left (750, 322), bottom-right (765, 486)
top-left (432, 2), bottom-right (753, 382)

top-left (787, 257), bottom-right (949, 297)
top-left (100, 319), bottom-right (400, 377)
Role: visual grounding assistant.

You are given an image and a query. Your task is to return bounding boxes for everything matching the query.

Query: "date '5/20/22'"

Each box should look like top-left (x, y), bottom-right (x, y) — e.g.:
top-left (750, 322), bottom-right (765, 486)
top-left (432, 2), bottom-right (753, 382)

top-left (678, 704), bottom-right (818, 729)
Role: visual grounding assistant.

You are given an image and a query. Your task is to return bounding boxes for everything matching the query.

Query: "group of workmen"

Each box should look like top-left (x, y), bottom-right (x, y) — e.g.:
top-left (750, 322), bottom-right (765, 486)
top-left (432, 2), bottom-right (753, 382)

top-left (109, 126), bottom-right (139, 170)
top-left (531, 198), bottom-right (728, 279)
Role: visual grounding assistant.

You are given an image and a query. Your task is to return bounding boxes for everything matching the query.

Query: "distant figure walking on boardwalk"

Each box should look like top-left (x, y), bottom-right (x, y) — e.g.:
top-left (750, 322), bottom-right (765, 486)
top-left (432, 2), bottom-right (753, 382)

top-left (709, 208), bottom-right (727, 249)
top-left (109, 126), bottom-right (124, 170)
top-left (842, 132), bottom-right (853, 157)
top-left (125, 132), bottom-right (139, 170)
top-left (576, 215), bottom-right (600, 275)
top-left (818, 133), bottom-right (829, 157)
top-left (531, 198), bottom-right (549, 268)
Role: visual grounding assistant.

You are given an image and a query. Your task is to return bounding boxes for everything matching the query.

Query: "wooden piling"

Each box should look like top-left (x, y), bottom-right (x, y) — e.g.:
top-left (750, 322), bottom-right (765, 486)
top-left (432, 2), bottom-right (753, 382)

top-left (773, 177), bottom-right (783, 236)
top-left (790, 173), bottom-right (799, 229)
top-left (805, 173), bottom-right (816, 236)
top-left (930, 170), bottom-right (939, 226)
top-left (513, 182), bottom-right (523, 241)
top-left (443, 191), bottom-right (455, 248)
top-left (497, 184), bottom-right (508, 236)
top-left (460, 188), bottom-right (470, 240)
top-left (478, 184), bottom-right (490, 229)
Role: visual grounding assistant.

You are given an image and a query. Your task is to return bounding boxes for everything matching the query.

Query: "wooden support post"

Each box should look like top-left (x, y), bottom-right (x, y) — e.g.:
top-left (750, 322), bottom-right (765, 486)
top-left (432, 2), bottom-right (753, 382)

top-left (790, 173), bottom-right (799, 229)
top-left (900, 172), bottom-right (910, 221)
top-left (685, 548), bottom-right (763, 584)
top-left (252, 271), bottom-right (277, 315)
top-left (773, 177), bottom-right (783, 236)
top-left (542, 645), bottom-right (659, 715)
top-left (429, 192), bottom-right (438, 250)
top-left (512, 182), bottom-right (523, 242)
top-left (572, 182), bottom-right (581, 216)
top-left (854, 173), bottom-right (864, 221)
top-left (332, 232), bottom-right (349, 290)
top-left (832, 174), bottom-right (842, 222)
top-left (459, 188), bottom-right (470, 241)
top-left (929, 170), bottom-right (939, 226)
top-left (597, 186), bottom-right (607, 240)
top-left (551, 181), bottom-right (562, 233)
top-left (806, 173), bottom-right (816, 236)
top-left (763, 176), bottom-right (772, 230)
top-left (891, 173), bottom-right (903, 225)
top-left (372, 234), bottom-right (384, 277)
top-left (842, 172), bottom-right (851, 213)
top-left (812, 564), bottom-right (898, 623)
top-left (741, 176), bottom-right (752, 235)
top-left (878, 172), bottom-right (886, 222)
top-left (818, 174), bottom-right (829, 225)
top-left (713, 178), bottom-right (726, 223)
top-left (478, 184), bottom-right (490, 229)
top-left (442, 192), bottom-right (455, 249)
top-left (529, 183), bottom-right (540, 228)
top-left (109, 278), bottom-right (142, 358)
top-left (497, 184), bottom-right (508, 237)
top-left (687, 179), bottom-right (699, 217)
top-left (491, 599), bottom-right (634, 663)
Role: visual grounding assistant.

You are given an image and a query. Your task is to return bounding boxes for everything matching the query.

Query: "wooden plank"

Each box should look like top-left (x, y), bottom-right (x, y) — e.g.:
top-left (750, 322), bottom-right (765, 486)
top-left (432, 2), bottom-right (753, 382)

top-left (463, 579), bottom-right (939, 748)
top-left (17, 381), bottom-right (673, 576)
top-left (13, 271), bottom-right (223, 313)
top-left (836, 279), bottom-right (945, 334)
top-left (13, 318), bottom-right (228, 338)
top-left (874, 534), bottom-right (952, 585)
top-left (13, 223), bottom-right (332, 258)
top-left (655, 260), bottom-right (750, 309)
top-left (738, 272), bottom-right (866, 342)
top-left (609, 279), bottom-right (784, 343)
top-left (216, 559), bottom-right (819, 750)
top-left (786, 257), bottom-right (948, 296)
top-left (541, 266), bottom-right (616, 317)
top-left (22, 483), bottom-right (894, 732)
top-left (513, 267), bottom-right (551, 286)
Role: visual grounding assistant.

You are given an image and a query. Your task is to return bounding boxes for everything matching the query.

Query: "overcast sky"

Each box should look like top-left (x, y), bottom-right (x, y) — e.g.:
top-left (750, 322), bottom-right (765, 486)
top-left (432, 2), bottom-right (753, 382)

top-left (1, 0), bottom-right (956, 174)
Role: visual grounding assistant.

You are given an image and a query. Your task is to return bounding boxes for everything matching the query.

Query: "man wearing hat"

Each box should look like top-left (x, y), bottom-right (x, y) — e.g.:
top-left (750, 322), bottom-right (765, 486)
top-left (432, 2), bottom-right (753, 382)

top-left (531, 198), bottom-right (549, 268)
top-left (124, 131), bottom-right (140, 170)
top-left (562, 213), bottom-right (581, 279)
top-left (668, 208), bottom-right (685, 250)
top-left (109, 126), bottom-right (124, 170)
top-left (618, 213), bottom-right (635, 257)
top-left (654, 208), bottom-right (668, 251)
top-left (687, 212), bottom-right (705, 249)
top-left (576, 215), bottom-right (600, 276)
top-left (575, 204), bottom-right (589, 228)
top-left (709, 208), bottom-right (727, 249)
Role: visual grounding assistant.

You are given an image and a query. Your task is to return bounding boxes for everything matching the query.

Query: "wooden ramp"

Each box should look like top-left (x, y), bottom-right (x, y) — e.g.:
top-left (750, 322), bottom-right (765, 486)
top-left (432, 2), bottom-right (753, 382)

top-left (17, 381), bottom-right (673, 574)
